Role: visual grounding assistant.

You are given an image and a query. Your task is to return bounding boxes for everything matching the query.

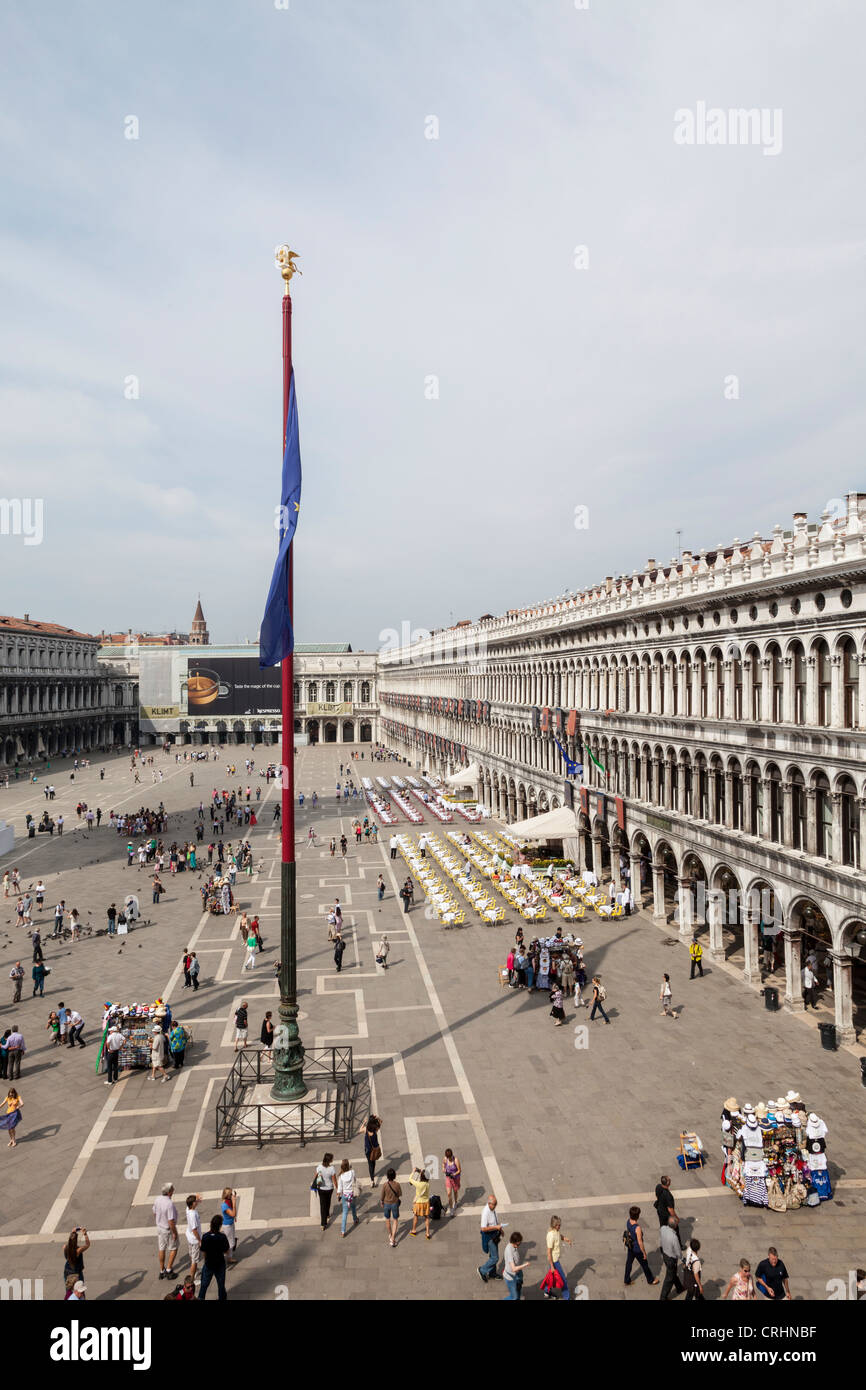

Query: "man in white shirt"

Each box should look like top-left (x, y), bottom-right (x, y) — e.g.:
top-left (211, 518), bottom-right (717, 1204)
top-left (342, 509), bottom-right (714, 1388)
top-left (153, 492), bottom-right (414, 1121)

top-left (802, 964), bottom-right (818, 1010)
top-left (389, 835), bottom-right (398, 860)
top-left (104, 1024), bottom-right (124, 1084)
top-left (153, 1183), bottom-right (179, 1281)
top-left (478, 1195), bottom-right (504, 1283)
top-left (419, 835), bottom-right (426, 858)
top-left (68, 1009), bottom-right (86, 1048)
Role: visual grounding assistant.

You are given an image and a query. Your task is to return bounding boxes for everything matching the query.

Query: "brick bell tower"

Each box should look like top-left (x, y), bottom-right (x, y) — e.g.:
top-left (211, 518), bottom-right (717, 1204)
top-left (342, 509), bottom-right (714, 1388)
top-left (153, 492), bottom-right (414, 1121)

top-left (189, 596), bottom-right (209, 646)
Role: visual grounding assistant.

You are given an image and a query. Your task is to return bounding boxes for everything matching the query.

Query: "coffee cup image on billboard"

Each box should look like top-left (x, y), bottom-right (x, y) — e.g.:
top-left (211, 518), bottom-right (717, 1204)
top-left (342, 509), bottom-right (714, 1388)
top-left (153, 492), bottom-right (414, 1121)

top-left (187, 670), bottom-right (231, 706)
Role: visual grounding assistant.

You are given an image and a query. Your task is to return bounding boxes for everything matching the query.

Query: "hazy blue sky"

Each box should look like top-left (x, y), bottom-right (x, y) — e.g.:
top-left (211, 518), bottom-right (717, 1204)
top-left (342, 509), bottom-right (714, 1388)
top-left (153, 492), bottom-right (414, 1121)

top-left (2, 1), bottom-right (864, 650)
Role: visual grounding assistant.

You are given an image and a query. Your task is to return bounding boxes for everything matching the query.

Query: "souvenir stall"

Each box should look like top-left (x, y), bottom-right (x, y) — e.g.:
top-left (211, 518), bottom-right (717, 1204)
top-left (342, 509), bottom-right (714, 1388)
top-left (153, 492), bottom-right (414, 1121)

top-left (97, 998), bottom-right (173, 1073)
top-left (206, 877), bottom-right (235, 915)
top-left (720, 1092), bottom-right (832, 1210)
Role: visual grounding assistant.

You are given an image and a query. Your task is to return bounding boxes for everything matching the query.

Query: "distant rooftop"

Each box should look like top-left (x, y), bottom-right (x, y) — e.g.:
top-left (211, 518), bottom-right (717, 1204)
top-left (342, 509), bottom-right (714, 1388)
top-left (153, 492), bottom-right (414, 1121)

top-left (295, 643), bottom-right (353, 654)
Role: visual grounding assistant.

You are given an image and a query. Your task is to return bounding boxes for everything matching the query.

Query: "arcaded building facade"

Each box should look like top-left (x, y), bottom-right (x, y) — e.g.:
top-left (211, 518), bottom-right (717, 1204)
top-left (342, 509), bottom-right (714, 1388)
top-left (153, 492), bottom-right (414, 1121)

top-left (378, 497), bottom-right (866, 1045)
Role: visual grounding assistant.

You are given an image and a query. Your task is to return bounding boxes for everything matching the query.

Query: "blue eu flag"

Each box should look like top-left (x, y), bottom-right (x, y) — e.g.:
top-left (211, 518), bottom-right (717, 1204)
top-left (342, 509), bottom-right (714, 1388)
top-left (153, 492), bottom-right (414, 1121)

top-left (260, 371), bottom-right (302, 668)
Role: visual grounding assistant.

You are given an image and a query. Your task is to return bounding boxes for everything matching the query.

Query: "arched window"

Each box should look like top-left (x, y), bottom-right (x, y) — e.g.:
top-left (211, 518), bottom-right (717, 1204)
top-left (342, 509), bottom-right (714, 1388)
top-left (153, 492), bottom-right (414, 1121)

top-left (792, 643), bottom-right (806, 724)
top-left (730, 759), bottom-right (743, 830)
top-left (325, 681), bottom-right (336, 702)
top-left (360, 681), bottom-right (371, 703)
top-left (767, 765), bottom-right (782, 843)
top-left (815, 641), bottom-right (831, 727)
top-left (815, 774), bottom-right (832, 858)
top-left (840, 776), bottom-right (860, 867)
top-left (343, 681), bottom-right (353, 702)
top-left (769, 646), bottom-right (783, 722)
top-left (790, 769), bottom-right (806, 851)
top-left (293, 681), bottom-right (300, 703)
top-left (843, 639), bottom-right (858, 729)
top-left (308, 681), bottom-right (318, 702)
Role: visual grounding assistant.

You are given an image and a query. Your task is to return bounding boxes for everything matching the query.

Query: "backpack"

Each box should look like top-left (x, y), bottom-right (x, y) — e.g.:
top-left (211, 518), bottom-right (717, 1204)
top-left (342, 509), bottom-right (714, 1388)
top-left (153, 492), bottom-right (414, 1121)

top-left (596, 984), bottom-right (607, 1002)
top-left (429, 1194), bottom-right (443, 1220)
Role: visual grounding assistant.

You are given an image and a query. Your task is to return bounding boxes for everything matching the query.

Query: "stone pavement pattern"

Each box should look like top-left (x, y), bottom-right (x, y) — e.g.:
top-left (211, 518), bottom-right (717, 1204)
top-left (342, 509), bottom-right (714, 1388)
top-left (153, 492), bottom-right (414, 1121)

top-left (0, 745), bottom-right (863, 1302)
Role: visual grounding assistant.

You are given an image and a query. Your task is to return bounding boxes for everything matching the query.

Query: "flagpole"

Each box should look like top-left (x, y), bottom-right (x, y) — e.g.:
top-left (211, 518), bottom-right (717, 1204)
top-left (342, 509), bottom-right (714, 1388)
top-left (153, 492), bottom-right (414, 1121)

top-left (272, 248), bottom-right (306, 1101)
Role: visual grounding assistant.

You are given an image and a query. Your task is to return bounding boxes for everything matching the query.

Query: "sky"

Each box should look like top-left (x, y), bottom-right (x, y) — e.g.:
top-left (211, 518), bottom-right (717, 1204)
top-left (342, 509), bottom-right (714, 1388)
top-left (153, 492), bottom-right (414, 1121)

top-left (1, 0), bottom-right (864, 651)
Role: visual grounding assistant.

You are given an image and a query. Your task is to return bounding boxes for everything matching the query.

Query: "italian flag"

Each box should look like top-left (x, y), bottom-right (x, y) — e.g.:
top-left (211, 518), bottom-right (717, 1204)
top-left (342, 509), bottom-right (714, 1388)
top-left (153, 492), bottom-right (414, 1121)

top-left (587, 747), bottom-right (606, 774)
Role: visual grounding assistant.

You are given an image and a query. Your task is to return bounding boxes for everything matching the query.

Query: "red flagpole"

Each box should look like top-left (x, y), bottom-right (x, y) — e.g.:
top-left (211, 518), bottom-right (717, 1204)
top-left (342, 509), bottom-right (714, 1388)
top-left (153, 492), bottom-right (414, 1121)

top-left (272, 251), bottom-right (305, 1100)
top-left (281, 291), bottom-right (294, 869)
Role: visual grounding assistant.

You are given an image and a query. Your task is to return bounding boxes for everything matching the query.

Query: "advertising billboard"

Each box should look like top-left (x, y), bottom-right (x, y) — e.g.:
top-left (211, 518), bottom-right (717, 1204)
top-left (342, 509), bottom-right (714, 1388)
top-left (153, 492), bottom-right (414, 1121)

top-left (185, 657), bottom-right (280, 717)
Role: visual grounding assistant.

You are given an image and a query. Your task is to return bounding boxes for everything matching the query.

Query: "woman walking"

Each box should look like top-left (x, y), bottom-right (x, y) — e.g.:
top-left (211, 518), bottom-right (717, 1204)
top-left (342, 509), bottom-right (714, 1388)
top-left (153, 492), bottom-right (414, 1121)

top-left (375, 935), bottom-right (390, 968)
top-left (148, 1026), bottom-right (170, 1082)
top-left (376, 874), bottom-right (385, 902)
top-left (221, 1187), bottom-right (238, 1265)
top-left (623, 1205), bottom-right (659, 1287)
top-left (443, 1149), bottom-right (461, 1214)
top-left (380, 1168), bottom-right (402, 1247)
top-left (408, 1167), bottom-right (432, 1240)
top-left (589, 975), bottom-right (611, 1024)
top-left (0, 1088), bottom-right (22, 1146)
top-left (314, 1152), bottom-right (337, 1230)
top-left (260, 1011), bottom-right (274, 1061)
top-left (723, 1257), bottom-right (757, 1300)
top-left (62, 1226), bottom-right (90, 1295)
top-left (544, 1215), bottom-right (573, 1300)
top-left (659, 973), bottom-right (676, 1018)
top-left (364, 1115), bottom-right (382, 1185)
top-left (337, 1158), bottom-right (359, 1237)
top-left (550, 983), bottom-right (566, 1028)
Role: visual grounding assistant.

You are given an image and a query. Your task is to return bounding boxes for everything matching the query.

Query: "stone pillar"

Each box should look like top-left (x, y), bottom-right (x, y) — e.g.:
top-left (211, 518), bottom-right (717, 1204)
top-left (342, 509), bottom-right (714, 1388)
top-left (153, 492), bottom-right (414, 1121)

top-left (677, 663), bottom-right (687, 715)
top-left (830, 654), bottom-right (843, 729)
top-left (783, 930), bottom-right (805, 1011)
top-left (782, 656), bottom-right (794, 724)
top-left (678, 762), bottom-right (687, 816)
top-left (831, 952), bottom-right (855, 1044)
top-left (724, 770), bottom-right (734, 830)
top-left (707, 890), bottom-right (725, 960)
top-left (652, 863), bottom-right (666, 920)
top-left (830, 792), bottom-right (843, 863)
top-left (677, 876), bottom-right (693, 937)
top-left (805, 787), bottom-right (817, 856)
top-left (578, 827), bottom-right (588, 870)
top-left (591, 835), bottom-right (603, 881)
top-left (782, 781), bottom-right (793, 847)
top-left (630, 851), bottom-right (644, 909)
top-left (723, 659), bottom-right (734, 720)
top-left (611, 853), bottom-right (622, 893)
top-left (743, 915), bottom-right (761, 985)
top-left (663, 663), bottom-right (673, 714)
top-left (805, 656), bottom-right (818, 726)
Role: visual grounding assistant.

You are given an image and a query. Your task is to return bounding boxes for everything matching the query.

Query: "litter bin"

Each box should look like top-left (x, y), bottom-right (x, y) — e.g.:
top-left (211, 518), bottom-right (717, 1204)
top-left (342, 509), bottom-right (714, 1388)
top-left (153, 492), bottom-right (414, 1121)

top-left (764, 986), bottom-right (779, 1011)
top-left (819, 1021), bottom-right (838, 1051)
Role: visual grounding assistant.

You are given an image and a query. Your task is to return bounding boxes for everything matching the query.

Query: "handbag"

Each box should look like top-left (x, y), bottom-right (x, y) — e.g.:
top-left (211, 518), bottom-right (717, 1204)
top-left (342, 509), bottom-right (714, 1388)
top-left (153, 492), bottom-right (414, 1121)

top-left (369, 1145), bottom-right (382, 1161)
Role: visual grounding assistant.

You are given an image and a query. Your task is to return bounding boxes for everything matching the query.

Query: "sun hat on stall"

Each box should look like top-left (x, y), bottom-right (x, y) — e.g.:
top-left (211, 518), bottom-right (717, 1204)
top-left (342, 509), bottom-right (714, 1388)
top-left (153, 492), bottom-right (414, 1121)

top-left (723, 1097), bottom-right (739, 1111)
top-left (786, 1091), bottom-right (801, 1103)
top-left (754, 1103), bottom-right (769, 1120)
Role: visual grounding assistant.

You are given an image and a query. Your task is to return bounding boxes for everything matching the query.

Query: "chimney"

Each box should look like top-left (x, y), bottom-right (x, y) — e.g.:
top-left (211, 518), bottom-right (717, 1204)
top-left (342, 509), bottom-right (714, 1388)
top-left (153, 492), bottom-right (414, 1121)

top-left (646, 559), bottom-right (656, 570)
top-left (23, 613), bottom-right (29, 622)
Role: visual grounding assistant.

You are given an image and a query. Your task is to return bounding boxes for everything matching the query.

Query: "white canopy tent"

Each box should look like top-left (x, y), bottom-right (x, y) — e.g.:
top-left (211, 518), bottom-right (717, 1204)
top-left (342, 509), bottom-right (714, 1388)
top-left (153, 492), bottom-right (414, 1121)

top-left (445, 762), bottom-right (480, 787)
top-left (505, 806), bottom-right (578, 840)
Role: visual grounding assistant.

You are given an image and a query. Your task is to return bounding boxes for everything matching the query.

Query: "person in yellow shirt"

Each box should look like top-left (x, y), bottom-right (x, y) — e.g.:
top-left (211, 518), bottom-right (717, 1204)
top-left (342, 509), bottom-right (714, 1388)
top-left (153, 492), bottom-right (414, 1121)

top-left (408, 1166), bottom-right (431, 1239)
top-left (689, 938), bottom-right (704, 979)
top-left (544, 1215), bottom-right (572, 1300)
top-left (0, 1088), bottom-right (22, 1147)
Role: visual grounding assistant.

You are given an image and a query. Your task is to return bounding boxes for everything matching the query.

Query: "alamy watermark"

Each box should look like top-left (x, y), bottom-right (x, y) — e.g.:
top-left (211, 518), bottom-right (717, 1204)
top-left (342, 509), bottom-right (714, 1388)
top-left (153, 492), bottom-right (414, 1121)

top-left (674, 103), bottom-right (782, 156)
top-left (0, 498), bottom-right (43, 545)
top-left (378, 620), bottom-right (488, 670)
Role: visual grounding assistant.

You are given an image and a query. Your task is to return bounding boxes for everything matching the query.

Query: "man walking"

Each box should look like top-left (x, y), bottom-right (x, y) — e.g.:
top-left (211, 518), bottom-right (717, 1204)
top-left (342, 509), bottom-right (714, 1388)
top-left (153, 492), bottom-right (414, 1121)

top-left (659, 1216), bottom-right (684, 1300)
top-left (689, 938), bottom-right (704, 979)
top-left (654, 1175), bottom-right (679, 1238)
top-left (802, 961), bottom-right (819, 1010)
top-left (104, 1023), bottom-right (124, 1083)
top-left (334, 935), bottom-right (346, 973)
top-left (755, 1247), bottom-right (792, 1300)
top-left (9, 962), bottom-right (24, 1003)
top-left (182, 951), bottom-right (192, 988)
top-left (5, 1025), bottom-right (24, 1079)
top-left (189, 953), bottom-right (200, 991)
top-left (31, 928), bottom-right (43, 963)
top-left (31, 960), bottom-right (46, 997)
top-left (389, 834), bottom-right (398, 861)
top-left (68, 1008), bottom-right (86, 1047)
top-left (107, 902), bottom-right (117, 936)
top-left (198, 1214), bottom-right (230, 1300)
top-left (477, 1194), bottom-right (504, 1282)
top-left (53, 900), bottom-right (65, 939)
top-left (153, 1183), bottom-right (179, 1281)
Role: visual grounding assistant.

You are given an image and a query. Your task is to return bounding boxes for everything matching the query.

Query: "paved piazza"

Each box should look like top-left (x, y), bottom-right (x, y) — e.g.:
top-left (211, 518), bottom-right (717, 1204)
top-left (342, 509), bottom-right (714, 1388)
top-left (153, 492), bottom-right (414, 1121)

top-left (0, 743), bottom-right (862, 1303)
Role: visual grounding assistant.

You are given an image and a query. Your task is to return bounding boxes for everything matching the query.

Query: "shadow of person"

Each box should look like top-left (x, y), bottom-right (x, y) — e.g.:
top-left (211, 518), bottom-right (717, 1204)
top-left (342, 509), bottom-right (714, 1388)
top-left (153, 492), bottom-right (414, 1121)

top-left (21, 1122), bottom-right (62, 1141)
top-left (94, 1269), bottom-right (148, 1300)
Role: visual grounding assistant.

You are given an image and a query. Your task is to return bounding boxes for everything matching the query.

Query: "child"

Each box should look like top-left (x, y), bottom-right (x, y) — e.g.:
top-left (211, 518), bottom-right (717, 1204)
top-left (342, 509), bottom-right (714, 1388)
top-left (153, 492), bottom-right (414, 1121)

top-left (46, 1011), bottom-right (61, 1046)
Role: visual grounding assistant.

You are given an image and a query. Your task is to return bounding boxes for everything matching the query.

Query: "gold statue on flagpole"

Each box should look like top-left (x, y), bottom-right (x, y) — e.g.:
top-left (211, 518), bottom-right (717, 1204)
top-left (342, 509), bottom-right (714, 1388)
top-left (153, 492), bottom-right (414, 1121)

top-left (274, 244), bottom-right (302, 292)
